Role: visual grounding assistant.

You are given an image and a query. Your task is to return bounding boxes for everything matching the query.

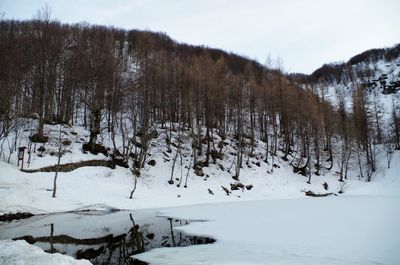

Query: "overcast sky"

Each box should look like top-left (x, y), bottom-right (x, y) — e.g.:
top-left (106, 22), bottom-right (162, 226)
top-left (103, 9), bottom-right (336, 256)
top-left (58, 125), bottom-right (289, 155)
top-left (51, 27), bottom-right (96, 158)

top-left (1, 0), bottom-right (399, 73)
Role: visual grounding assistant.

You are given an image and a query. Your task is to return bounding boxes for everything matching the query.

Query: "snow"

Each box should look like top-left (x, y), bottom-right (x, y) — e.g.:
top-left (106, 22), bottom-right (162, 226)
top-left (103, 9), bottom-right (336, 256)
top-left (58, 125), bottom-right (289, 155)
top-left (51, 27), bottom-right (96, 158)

top-left (0, 239), bottom-right (92, 265)
top-left (1, 113), bottom-right (400, 264)
top-left (1, 120), bottom-right (400, 216)
top-left (133, 196), bottom-right (400, 265)
top-left (1, 122), bottom-right (108, 171)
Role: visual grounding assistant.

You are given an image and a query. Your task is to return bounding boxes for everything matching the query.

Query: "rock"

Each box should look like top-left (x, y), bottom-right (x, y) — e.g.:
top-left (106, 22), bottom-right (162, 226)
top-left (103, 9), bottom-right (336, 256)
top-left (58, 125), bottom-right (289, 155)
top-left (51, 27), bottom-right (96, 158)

top-left (211, 150), bottom-right (223, 160)
top-left (13, 235), bottom-right (37, 244)
top-left (62, 139), bottom-right (72, 146)
top-left (0, 212), bottom-right (34, 222)
top-left (196, 161), bottom-right (208, 168)
top-left (246, 184), bottom-right (253, 190)
top-left (230, 184), bottom-right (239, 191)
top-left (21, 212), bottom-right (34, 218)
top-left (150, 130), bottom-right (159, 139)
top-left (0, 214), bottom-right (9, 222)
top-left (194, 168), bottom-right (204, 177)
top-left (147, 159), bottom-right (156, 166)
top-left (208, 188), bottom-right (214, 195)
top-left (38, 146), bottom-right (46, 152)
top-left (146, 233), bottom-right (155, 240)
top-left (304, 190), bottom-right (333, 197)
top-left (323, 182), bottom-right (329, 190)
top-left (30, 134), bottom-right (49, 143)
top-left (230, 182), bottom-right (245, 191)
top-left (82, 143), bottom-right (108, 157)
top-left (111, 155), bottom-right (128, 168)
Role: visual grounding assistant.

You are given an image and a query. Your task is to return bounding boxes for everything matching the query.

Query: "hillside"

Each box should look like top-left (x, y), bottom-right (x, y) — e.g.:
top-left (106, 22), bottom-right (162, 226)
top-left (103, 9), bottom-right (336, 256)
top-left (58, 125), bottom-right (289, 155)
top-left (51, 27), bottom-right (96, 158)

top-left (0, 16), bottom-right (400, 265)
top-left (1, 119), bottom-right (399, 215)
top-left (0, 19), bottom-right (399, 216)
top-left (292, 44), bottom-right (400, 119)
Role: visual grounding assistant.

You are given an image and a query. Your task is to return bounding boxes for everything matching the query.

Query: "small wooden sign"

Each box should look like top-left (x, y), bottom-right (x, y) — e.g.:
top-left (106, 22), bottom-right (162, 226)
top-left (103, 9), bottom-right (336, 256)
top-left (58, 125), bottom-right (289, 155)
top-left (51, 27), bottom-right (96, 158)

top-left (18, 146), bottom-right (27, 170)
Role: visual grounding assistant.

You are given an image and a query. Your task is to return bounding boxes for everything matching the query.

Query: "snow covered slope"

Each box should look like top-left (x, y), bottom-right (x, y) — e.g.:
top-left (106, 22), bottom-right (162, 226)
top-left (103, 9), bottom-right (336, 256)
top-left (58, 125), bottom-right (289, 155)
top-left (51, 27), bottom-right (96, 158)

top-left (309, 44), bottom-right (400, 119)
top-left (1, 121), bottom-right (399, 215)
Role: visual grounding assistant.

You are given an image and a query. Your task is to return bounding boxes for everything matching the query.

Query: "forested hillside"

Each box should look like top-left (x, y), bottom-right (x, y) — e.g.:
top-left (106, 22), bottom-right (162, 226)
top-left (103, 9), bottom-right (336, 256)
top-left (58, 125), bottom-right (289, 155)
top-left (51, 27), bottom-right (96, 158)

top-left (290, 44), bottom-right (400, 181)
top-left (0, 16), bottom-right (399, 188)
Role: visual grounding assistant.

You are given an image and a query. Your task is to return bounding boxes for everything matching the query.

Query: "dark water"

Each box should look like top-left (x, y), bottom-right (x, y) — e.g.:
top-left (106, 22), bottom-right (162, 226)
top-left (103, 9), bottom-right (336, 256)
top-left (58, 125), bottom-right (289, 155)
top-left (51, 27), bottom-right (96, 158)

top-left (0, 210), bottom-right (215, 265)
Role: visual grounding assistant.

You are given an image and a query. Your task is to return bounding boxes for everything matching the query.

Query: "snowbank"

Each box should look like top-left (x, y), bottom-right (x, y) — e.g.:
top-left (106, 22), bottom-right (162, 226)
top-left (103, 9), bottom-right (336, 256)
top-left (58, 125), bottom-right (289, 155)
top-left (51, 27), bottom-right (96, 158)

top-left (0, 240), bottom-right (92, 265)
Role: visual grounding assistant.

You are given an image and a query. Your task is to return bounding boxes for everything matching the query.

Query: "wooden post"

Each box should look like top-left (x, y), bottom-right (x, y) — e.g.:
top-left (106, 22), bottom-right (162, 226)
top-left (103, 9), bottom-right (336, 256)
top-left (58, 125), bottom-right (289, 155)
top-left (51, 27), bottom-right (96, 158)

top-left (18, 147), bottom-right (26, 170)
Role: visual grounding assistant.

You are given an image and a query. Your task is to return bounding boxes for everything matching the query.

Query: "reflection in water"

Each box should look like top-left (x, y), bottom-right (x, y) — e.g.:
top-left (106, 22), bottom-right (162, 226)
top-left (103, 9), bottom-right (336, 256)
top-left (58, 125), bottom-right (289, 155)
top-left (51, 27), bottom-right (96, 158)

top-left (0, 211), bottom-right (215, 265)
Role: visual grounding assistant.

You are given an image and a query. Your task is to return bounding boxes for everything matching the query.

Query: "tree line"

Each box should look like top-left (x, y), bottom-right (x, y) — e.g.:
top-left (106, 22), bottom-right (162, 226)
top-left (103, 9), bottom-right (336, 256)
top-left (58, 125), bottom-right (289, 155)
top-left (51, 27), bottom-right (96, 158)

top-left (0, 15), bottom-right (398, 192)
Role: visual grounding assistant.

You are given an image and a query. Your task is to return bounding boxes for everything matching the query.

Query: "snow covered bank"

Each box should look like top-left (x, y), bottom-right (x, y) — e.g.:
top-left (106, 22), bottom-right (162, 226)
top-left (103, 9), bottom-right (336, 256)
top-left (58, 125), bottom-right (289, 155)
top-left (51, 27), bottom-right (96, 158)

top-left (0, 240), bottom-right (92, 265)
top-left (134, 196), bottom-right (400, 265)
top-left (1, 120), bottom-right (399, 217)
top-left (1, 145), bottom-right (399, 215)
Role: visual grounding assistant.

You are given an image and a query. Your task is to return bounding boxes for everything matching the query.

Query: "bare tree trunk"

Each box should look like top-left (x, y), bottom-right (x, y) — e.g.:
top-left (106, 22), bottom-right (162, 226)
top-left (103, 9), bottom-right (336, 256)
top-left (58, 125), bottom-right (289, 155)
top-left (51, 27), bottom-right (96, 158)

top-left (344, 147), bottom-right (352, 179)
top-left (129, 173), bottom-right (138, 199)
top-left (184, 153), bottom-right (193, 188)
top-left (356, 145), bottom-right (364, 179)
top-left (52, 124), bottom-right (62, 198)
top-left (169, 131), bottom-right (182, 184)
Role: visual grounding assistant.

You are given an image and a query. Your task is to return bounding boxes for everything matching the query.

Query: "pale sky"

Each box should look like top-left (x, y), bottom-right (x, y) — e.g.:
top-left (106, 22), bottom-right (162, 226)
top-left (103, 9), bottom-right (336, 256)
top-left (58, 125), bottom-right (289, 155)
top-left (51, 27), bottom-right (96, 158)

top-left (1, 0), bottom-right (399, 73)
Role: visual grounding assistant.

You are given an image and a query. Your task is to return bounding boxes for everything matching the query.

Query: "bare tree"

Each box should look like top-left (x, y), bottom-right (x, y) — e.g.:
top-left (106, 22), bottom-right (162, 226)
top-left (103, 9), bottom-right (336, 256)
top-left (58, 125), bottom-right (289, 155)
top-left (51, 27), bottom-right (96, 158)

top-left (384, 136), bottom-right (394, 169)
top-left (52, 124), bottom-right (63, 198)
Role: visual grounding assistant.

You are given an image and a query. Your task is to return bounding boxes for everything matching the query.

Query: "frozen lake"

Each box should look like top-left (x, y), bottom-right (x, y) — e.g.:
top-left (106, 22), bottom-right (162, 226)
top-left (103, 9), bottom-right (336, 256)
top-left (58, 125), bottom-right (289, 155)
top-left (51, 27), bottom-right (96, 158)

top-left (1, 196), bottom-right (399, 265)
top-left (135, 196), bottom-right (400, 265)
top-left (0, 210), bottom-right (215, 265)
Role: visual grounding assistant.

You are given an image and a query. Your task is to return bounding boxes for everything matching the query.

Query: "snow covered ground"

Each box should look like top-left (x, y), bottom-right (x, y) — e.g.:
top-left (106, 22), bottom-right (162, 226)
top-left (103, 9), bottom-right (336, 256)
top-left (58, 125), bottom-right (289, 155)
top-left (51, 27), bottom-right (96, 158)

top-left (134, 196), bottom-right (400, 265)
top-left (1, 122), bottom-right (399, 265)
top-left (1, 147), bottom-right (399, 215)
top-left (1, 120), bottom-right (399, 215)
top-left (0, 239), bottom-right (91, 265)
